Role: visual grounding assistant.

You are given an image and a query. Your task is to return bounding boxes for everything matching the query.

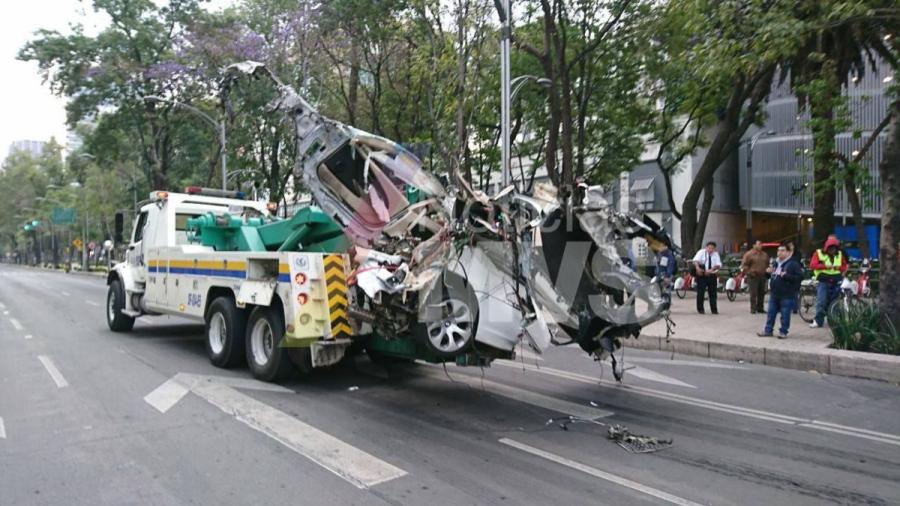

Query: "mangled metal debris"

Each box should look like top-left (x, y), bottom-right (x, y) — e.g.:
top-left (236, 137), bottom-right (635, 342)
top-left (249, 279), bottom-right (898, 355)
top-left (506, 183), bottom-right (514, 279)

top-left (222, 61), bottom-right (677, 370)
top-left (607, 424), bottom-right (673, 453)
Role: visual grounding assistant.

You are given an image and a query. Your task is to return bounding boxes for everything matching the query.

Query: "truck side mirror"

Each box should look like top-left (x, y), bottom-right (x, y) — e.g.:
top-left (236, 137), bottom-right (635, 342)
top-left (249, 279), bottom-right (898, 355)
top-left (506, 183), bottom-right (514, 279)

top-left (114, 212), bottom-right (124, 244)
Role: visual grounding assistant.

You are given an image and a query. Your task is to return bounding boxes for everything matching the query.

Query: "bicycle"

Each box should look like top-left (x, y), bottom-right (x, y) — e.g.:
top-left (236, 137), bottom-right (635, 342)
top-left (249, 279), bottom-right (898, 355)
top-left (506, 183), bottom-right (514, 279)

top-left (798, 278), bottom-right (817, 323)
top-left (725, 269), bottom-right (748, 302)
top-left (673, 266), bottom-right (695, 299)
top-left (828, 276), bottom-right (863, 321)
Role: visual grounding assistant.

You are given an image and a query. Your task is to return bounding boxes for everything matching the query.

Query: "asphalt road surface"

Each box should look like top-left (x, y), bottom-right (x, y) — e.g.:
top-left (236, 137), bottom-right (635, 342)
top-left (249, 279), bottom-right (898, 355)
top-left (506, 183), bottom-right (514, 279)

top-left (1, 264), bottom-right (899, 505)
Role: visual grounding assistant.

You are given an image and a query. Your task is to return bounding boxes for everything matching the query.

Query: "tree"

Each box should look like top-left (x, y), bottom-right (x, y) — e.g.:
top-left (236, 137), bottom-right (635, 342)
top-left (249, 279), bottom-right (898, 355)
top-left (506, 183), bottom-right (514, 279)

top-left (19, 0), bottom-right (204, 190)
top-left (778, 1), bottom-right (900, 246)
top-left (646, 0), bottom-right (781, 255)
top-left (878, 98), bottom-right (900, 331)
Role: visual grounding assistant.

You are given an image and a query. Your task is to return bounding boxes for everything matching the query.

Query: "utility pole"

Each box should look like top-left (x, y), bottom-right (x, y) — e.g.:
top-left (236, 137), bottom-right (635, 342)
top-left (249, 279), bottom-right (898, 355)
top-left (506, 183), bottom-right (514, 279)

top-left (496, 0), bottom-right (511, 189)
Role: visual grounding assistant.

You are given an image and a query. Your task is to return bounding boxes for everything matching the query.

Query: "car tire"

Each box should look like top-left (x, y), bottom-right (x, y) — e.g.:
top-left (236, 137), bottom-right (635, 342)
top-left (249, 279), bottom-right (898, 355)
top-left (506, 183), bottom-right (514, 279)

top-left (205, 297), bottom-right (247, 368)
top-left (107, 278), bottom-right (135, 332)
top-left (246, 306), bottom-right (292, 382)
top-left (414, 272), bottom-right (478, 360)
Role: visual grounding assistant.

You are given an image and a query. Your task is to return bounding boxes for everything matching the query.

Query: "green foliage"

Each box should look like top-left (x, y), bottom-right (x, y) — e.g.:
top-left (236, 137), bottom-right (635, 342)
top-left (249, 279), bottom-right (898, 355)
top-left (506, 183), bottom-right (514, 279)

top-left (830, 302), bottom-right (900, 355)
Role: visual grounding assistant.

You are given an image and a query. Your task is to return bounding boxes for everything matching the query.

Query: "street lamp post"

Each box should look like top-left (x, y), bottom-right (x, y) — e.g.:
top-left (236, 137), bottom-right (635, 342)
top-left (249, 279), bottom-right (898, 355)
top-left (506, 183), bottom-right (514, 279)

top-left (745, 130), bottom-right (775, 247)
top-left (144, 95), bottom-right (226, 190)
top-left (496, 0), bottom-right (511, 189)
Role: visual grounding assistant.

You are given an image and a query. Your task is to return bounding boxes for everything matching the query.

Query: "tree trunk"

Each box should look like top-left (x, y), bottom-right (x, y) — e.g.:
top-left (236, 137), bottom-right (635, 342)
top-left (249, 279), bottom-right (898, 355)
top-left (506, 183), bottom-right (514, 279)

top-left (878, 101), bottom-right (900, 332)
top-left (348, 41), bottom-right (360, 125)
top-left (810, 64), bottom-right (838, 247)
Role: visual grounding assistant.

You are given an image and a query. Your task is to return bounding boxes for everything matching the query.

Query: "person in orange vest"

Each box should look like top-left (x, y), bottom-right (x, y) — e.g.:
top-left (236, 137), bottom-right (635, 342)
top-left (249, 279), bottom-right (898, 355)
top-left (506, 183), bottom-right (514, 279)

top-left (809, 235), bottom-right (848, 328)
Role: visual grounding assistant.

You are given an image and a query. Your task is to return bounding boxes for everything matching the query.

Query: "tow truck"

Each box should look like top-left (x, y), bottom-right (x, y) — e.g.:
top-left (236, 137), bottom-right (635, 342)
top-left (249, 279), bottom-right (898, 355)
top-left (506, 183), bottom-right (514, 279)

top-left (106, 186), bottom-right (492, 382)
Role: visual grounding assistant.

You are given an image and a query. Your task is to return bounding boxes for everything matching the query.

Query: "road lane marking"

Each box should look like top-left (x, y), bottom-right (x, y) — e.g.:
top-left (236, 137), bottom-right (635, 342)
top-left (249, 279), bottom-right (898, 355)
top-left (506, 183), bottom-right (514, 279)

top-left (622, 357), bottom-right (746, 370)
top-left (417, 364), bottom-right (613, 420)
top-left (500, 438), bottom-right (703, 506)
top-left (144, 376), bottom-right (193, 413)
top-left (0, 417), bottom-right (5, 439)
top-left (9, 318), bottom-right (22, 330)
top-left (3, 311), bottom-right (9, 316)
top-left (85, 301), bottom-right (101, 307)
top-left (37, 355), bottom-right (69, 388)
top-left (61, 291), bottom-right (71, 297)
top-left (625, 366), bottom-right (696, 389)
top-left (494, 361), bottom-right (900, 447)
top-left (146, 373), bottom-right (407, 489)
top-left (24, 334), bottom-right (32, 340)
top-left (0, 302), bottom-right (5, 309)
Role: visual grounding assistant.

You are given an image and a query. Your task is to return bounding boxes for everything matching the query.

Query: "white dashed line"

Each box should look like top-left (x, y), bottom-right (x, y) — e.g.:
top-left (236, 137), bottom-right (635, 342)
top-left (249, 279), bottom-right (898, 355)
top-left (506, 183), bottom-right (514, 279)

top-left (0, 302), bottom-right (6, 309)
top-left (500, 438), bottom-right (704, 506)
top-left (85, 301), bottom-right (101, 307)
top-left (61, 291), bottom-right (71, 297)
top-left (37, 355), bottom-right (69, 388)
top-left (24, 334), bottom-right (32, 340)
top-left (9, 318), bottom-right (23, 331)
top-left (0, 417), bottom-right (5, 439)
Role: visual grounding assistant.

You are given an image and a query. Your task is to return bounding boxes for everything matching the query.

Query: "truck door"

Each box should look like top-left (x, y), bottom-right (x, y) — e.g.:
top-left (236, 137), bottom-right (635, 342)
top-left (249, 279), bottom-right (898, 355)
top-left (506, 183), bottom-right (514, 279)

top-left (143, 206), bottom-right (169, 309)
top-left (127, 210), bottom-right (149, 285)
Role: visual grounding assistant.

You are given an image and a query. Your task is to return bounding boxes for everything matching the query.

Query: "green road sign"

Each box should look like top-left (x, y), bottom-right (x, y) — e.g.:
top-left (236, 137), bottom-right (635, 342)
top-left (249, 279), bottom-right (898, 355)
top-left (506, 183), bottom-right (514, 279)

top-left (51, 207), bottom-right (76, 225)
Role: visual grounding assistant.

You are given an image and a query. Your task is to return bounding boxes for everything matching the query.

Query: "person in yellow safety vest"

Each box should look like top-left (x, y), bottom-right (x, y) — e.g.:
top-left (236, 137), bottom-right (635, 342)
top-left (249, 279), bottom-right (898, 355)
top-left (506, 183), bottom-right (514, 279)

top-left (809, 236), bottom-right (848, 328)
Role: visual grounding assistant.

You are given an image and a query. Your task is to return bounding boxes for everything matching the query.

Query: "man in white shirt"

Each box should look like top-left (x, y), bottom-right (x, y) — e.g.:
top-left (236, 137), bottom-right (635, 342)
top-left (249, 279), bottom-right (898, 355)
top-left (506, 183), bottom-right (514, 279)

top-left (692, 241), bottom-right (722, 314)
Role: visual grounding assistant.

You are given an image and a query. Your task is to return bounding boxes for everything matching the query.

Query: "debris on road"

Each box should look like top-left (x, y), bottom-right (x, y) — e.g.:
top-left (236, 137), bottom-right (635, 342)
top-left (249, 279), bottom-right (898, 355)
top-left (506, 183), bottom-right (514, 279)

top-left (607, 424), bottom-right (673, 453)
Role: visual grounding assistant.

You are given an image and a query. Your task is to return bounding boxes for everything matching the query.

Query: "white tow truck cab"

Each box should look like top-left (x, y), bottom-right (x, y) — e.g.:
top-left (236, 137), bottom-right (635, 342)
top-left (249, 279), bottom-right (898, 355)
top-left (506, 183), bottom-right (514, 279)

top-left (107, 188), bottom-right (353, 381)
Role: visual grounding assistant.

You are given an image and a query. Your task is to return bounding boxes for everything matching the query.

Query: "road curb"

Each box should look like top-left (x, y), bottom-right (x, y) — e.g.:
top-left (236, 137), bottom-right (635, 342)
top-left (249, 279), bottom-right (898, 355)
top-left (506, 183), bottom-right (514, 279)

top-left (631, 333), bottom-right (900, 384)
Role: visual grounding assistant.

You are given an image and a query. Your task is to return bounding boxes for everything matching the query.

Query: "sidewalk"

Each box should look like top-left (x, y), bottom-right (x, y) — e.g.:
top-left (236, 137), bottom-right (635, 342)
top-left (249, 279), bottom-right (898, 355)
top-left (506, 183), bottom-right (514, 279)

top-left (635, 291), bottom-right (900, 384)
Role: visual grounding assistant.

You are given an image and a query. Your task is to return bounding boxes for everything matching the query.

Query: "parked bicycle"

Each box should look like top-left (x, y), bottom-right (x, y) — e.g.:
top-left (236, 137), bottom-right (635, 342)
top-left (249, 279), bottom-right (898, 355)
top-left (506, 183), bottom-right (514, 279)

top-left (798, 275), bottom-right (866, 324)
top-left (725, 269), bottom-right (749, 302)
top-left (673, 266), bottom-right (695, 299)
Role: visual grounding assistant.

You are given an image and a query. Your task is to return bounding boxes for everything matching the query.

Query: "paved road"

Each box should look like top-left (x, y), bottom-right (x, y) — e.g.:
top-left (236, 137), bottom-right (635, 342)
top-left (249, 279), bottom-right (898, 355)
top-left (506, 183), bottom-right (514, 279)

top-left (1, 264), bottom-right (899, 505)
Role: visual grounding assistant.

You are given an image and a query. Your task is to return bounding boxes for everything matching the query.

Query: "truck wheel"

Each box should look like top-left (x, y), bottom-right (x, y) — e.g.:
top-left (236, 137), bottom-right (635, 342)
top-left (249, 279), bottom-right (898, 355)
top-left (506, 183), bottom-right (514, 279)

top-left (246, 306), bottom-right (292, 382)
top-left (415, 272), bottom-right (478, 360)
top-left (205, 297), bottom-right (247, 368)
top-left (107, 279), bottom-right (135, 332)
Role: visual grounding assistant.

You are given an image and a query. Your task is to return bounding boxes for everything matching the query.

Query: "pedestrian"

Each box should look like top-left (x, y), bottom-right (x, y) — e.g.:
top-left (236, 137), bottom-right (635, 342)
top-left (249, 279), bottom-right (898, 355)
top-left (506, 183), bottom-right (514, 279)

top-left (692, 241), bottom-right (722, 314)
top-left (785, 241), bottom-right (803, 314)
top-left (757, 243), bottom-right (803, 339)
top-left (809, 236), bottom-right (848, 328)
top-left (649, 237), bottom-right (677, 296)
top-left (740, 240), bottom-right (769, 314)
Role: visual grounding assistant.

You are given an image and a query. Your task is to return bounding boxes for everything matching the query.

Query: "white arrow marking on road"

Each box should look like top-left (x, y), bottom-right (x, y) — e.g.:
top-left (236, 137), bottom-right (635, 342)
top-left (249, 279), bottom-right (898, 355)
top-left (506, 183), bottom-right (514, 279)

top-left (417, 364), bottom-right (613, 420)
top-left (38, 355), bottom-right (69, 388)
top-left (0, 416), bottom-right (6, 439)
top-left (500, 438), bottom-right (703, 506)
top-left (145, 373), bottom-right (407, 489)
top-left (624, 366), bottom-right (696, 389)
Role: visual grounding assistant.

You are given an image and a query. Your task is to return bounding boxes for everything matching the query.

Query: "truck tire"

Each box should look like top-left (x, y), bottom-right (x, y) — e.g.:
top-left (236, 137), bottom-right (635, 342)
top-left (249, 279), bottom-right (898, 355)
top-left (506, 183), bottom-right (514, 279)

top-left (246, 306), bottom-right (292, 382)
top-left (107, 279), bottom-right (135, 332)
top-left (205, 297), bottom-right (247, 368)
top-left (414, 272), bottom-right (478, 360)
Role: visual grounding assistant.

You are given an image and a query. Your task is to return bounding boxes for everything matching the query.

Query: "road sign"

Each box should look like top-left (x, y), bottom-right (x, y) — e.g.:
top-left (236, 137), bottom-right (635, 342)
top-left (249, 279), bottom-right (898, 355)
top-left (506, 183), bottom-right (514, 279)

top-left (51, 207), bottom-right (76, 225)
top-left (72, 238), bottom-right (83, 250)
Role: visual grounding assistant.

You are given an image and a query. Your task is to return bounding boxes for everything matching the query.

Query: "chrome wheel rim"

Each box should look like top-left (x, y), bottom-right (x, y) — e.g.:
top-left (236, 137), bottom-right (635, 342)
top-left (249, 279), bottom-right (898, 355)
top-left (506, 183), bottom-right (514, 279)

top-left (208, 312), bottom-right (227, 355)
top-left (425, 299), bottom-right (473, 353)
top-left (250, 318), bottom-right (274, 367)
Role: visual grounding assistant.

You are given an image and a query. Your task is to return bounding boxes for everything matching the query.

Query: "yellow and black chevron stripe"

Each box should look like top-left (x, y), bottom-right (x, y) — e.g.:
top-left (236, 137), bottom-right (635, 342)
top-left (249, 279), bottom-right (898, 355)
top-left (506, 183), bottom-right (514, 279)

top-left (324, 254), bottom-right (352, 339)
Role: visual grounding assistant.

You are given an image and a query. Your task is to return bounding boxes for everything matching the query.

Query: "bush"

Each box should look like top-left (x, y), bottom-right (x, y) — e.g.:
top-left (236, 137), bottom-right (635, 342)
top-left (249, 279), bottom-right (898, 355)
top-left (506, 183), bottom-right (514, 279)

top-left (829, 302), bottom-right (900, 355)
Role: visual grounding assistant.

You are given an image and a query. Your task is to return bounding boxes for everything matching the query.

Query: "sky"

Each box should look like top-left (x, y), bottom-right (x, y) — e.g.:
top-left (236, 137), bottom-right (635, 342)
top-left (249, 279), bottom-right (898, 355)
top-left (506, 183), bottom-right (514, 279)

top-left (0, 0), bottom-right (234, 165)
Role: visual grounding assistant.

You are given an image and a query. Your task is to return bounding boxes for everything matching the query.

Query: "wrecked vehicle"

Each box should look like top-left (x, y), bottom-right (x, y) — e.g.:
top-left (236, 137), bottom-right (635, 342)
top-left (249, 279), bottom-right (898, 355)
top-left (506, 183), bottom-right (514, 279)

top-left (196, 61), bottom-right (677, 375)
